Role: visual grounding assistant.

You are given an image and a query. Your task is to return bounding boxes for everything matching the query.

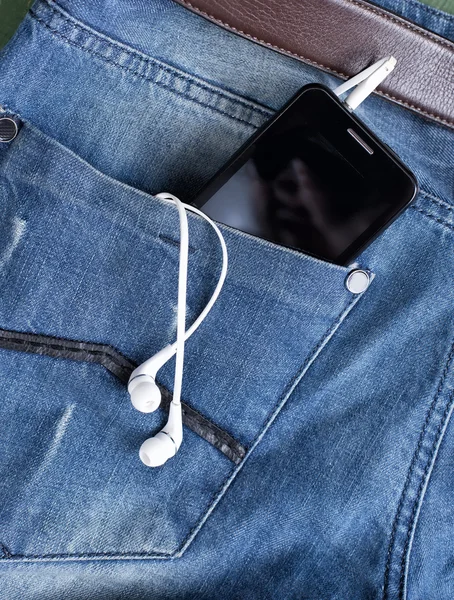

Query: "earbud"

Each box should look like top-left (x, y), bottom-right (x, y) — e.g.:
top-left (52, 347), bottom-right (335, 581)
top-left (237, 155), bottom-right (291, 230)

top-left (128, 345), bottom-right (175, 413)
top-left (139, 401), bottom-right (183, 467)
top-left (128, 192), bottom-right (228, 467)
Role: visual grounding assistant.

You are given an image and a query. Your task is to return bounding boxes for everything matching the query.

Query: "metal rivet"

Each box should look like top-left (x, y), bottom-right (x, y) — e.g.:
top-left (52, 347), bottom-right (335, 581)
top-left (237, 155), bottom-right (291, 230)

top-left (0, 117), bottom-right (18, 143)
top-left (345, 269), bottom-right (370, 294)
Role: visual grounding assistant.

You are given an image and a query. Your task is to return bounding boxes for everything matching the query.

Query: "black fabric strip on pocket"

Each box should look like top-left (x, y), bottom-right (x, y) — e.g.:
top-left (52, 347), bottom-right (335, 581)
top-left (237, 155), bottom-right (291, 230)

top-left (0, 328), bottom-right (246, 464)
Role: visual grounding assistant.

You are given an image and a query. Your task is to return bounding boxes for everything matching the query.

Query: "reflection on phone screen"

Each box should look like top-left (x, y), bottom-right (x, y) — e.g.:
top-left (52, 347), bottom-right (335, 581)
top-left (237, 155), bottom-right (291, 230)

top-left (201, 124), bottom-right (392, 262)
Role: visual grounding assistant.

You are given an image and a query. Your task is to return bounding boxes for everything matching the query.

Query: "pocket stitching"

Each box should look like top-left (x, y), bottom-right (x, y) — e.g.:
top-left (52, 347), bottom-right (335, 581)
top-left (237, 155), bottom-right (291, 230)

top-left (0, 285), bottom-right (370, 562)
top-left (0, 328), bottom-right (246, 464)
top-left (175, 288), bottom-right (369, 558)
top-left (382, 336), bottom-right (454, 599)
top-left (29, 1), bottom-right (271, 129)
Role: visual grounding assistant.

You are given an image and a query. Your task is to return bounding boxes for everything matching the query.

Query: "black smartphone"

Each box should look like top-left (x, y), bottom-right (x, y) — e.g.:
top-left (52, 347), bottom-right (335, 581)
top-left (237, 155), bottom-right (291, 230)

top-left (191, 84), bottom-right (418, 266)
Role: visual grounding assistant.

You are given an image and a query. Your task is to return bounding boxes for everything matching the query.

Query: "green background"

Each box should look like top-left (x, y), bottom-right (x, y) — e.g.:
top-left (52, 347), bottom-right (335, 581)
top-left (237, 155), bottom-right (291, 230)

top-left (0, 0), bottom-right (453, 49)
top-left (0, 0), bottom-right (32, 48)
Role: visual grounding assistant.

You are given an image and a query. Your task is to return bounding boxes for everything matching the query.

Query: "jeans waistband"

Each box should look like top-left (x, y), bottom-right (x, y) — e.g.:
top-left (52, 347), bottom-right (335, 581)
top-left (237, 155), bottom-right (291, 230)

top-left (1, 0), bottom-right (453, 207)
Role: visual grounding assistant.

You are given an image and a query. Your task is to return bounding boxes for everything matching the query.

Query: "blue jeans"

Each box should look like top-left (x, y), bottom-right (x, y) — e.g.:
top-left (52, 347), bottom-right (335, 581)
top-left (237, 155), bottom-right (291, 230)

top-left (0, 1), bottom-right (453, 598)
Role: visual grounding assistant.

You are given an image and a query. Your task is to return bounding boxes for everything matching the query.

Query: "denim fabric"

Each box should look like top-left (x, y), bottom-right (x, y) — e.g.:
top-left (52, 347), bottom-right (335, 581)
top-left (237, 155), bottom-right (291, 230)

top-left (0, 1), bottom-right (453, 599)
top-left (371, 0), bottom-right (454, 40)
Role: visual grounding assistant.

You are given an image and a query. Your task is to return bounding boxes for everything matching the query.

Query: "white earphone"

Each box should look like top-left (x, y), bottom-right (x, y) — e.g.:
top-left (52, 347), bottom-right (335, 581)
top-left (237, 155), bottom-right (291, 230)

top-left (128, 192), bottom-right (228, 467)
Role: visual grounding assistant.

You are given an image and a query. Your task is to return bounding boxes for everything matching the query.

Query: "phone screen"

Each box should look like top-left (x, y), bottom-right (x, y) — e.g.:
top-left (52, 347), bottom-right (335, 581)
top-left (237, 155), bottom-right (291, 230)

top-left (194, 85), bottom-right (417, 265)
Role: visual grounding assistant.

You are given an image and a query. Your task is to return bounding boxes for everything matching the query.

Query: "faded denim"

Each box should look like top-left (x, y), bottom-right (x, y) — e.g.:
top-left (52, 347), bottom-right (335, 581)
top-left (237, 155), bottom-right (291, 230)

top-left (0, 1), bottom-right (453, 599)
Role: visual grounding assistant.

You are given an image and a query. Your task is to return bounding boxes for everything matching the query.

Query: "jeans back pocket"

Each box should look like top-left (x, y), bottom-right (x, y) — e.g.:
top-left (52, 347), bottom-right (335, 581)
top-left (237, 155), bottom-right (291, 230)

top-left (0, 120), bottom-right (373, 561)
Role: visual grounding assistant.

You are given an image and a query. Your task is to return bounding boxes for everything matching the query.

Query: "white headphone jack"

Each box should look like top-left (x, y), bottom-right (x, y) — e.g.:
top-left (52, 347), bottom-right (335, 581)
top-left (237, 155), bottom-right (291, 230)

top-left (334, 56), bottom-right (397, 110)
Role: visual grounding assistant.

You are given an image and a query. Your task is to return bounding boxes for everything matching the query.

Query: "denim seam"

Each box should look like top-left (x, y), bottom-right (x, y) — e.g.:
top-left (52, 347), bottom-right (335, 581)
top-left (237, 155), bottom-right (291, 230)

top-left (400, 389), bottom-right (454, 599)
top-left (30, 14), bottom-right (260, 130)
top-left (383, 338), bottom-right (454, 599)
top-left (345, 0), bottom-right (454, 45)
top-left (174, 286), bottom-right (371, 558)
top-left (28, 2), bottom-right (271, 129)
top-left (158, 234), bottom-right (198, 254)
top-left (0, 329), bottom-right (246, 465)
top-left (400, 0), bottom-right (454, 21)
top-left (410, 204), bottom-right (454, 233)
top-left (0, 287), bottom-right (369, 562)
top-left (179, 396), bottom-right (247, 464)
top-left (176, 0), bottom-right (454, 129)
top-left (1, 339), bottom-right (132, 378)
top-left (38, 0), bottom-right (273, 117)
top-left (418, 190), bottom-right (454, 212)
top-left (0, 543), bottom-right (12, 559)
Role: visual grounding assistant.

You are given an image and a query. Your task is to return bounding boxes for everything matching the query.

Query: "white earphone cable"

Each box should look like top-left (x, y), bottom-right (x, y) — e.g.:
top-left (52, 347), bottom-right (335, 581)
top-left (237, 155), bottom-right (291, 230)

top-left (179, 203), bottom-right (228, 340)
top-left (168, 195), bottom-right (189, 408)
top-left (155, 193), bottom-right (228, 346)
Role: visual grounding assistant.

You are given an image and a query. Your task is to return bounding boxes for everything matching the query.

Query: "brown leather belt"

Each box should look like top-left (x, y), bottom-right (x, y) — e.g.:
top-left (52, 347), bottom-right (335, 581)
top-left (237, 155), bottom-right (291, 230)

top-left (174, 0), bottom-right (454, 129)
